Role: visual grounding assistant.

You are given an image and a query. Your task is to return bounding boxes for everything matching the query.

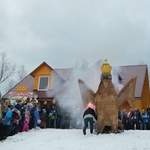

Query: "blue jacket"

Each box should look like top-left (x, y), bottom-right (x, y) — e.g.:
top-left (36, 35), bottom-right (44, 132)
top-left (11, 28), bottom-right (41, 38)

top-left (141, 113), bottom-right (148, 124)
top-left (3, 109), bottom-right (12, 125)
top-left (34, 108), bottom-right (40, 120)
top-left (33, 107), bottom-right (41, 128)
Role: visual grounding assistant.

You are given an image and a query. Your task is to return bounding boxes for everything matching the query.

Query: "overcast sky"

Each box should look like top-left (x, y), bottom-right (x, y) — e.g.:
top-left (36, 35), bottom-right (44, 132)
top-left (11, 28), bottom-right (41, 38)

top-left (0, 0), bottom-right (150, 73)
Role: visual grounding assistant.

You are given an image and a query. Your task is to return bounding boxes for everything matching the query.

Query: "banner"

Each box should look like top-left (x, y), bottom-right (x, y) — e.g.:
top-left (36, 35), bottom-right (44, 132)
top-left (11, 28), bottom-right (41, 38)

top-left (8, 92), bottom-right (33, 100)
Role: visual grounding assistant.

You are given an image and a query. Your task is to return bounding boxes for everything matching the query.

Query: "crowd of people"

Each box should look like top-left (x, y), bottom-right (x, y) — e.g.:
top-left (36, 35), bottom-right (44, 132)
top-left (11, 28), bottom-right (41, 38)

top-left (1, 97), bottom-right (150, 139)
top-left (0, 98), bottom-right (68, 140)
top-left (118, 107), bottom-right (150, 131)
top-left (82, 104), bottom-right (150, 135)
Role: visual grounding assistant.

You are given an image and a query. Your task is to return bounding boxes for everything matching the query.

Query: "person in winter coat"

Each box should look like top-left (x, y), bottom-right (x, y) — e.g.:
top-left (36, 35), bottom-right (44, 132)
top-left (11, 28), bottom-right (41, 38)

top-left (122, 109), bottom-right (127, 130)
top-left (146, 105), bottom-right (150, 129)
top-left (49, 100), bottom-right (57, 128)
top-left (29, 103), bottom-right (34, 129)
top-left (140, 109), bottom-right (148, 130)
top-left (0, 105), bottom-right (12, 140)
top-left (33, 106), bottom-right (40, 129)
top-left (22, 107), bottom-right (30, 132)
top-left (41, 101), bottom-right (49, 128)
top-left (132, 108), bottom-right (141, 130)
top-left (11, 109), bottom-right (21, 135)
top-left (40, 109), bottom-right (47, 128)
top-left (15, 100), bottom-right (23, 111)
top-left (83, 102), bottom-right (97, 135)
top-left (127, 108), bottom-right (134, 130)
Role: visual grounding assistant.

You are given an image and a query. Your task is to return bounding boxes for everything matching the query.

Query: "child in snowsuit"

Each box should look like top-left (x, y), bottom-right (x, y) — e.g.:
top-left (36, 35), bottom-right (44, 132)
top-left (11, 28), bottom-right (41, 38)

top-left (22, 108), bottom-right (30, 132)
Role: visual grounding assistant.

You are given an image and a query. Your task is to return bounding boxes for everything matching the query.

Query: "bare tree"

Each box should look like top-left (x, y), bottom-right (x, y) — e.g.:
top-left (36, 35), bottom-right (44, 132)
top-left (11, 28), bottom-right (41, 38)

top-left (4, 79), bottom-right (16, 93)
top-left (0, 50), bottom-right (16, 84)
top-left (17, 64), bottom-right (27, 81)
top-left (3, 64), bottom-right (27, 94)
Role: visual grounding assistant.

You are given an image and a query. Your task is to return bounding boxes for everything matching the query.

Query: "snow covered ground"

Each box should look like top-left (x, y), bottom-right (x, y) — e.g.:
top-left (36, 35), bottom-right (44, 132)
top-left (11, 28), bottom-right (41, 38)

top-left (0, 128), bottom-right (150, 150)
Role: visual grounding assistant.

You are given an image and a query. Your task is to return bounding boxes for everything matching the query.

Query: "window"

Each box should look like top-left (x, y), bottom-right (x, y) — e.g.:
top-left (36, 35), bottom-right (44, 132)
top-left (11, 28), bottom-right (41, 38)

top-left (38, 76), bottom-right (50, 91)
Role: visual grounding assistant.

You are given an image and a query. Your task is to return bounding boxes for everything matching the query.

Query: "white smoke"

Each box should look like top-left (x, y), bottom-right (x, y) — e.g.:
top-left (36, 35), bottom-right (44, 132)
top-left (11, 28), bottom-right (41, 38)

top-left (53, 60), bottom-right (90, 128)
top-left (112, 66), bottom-right (124, 93)
top-left (48, 59), bottom-right (123, 128)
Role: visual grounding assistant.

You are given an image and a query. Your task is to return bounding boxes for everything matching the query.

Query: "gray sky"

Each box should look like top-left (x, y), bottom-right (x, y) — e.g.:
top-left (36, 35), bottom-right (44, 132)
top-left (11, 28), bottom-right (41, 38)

top-left (0, 0), bottom-right (150, 73)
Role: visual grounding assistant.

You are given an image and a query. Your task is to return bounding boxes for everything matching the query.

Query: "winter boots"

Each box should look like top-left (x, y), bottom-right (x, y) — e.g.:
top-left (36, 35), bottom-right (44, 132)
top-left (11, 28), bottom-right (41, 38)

top-left (83, 129), bottom-right (86, 135)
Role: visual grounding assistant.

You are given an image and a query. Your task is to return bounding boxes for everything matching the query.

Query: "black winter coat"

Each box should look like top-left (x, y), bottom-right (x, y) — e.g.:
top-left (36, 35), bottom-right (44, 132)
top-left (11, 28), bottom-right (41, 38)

top-left (83, 107), bottom-right (97, 121)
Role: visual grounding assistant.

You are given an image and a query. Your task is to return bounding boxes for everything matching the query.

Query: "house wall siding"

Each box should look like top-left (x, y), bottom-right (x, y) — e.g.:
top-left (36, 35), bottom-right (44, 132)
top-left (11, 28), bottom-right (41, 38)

top-left (141, 69), bottom-right (150, 110)
top-left (133, 100), bottom-right (142, 111)
top-left (122, 68), bottom-right (150, 112)
top-left (33, 65), bottom-right (53, 90)
top-left (121, 99), bottom-right (142, 112)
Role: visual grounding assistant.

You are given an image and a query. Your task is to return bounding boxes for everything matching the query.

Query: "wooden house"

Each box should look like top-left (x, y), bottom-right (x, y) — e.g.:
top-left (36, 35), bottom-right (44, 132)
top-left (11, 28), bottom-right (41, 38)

top-left (2, 62), bottom-right (66, 106)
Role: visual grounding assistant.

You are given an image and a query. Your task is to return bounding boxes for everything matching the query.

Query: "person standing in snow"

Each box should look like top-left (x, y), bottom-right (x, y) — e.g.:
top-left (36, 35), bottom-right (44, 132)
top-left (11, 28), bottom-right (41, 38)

top-left (0, 105), bottom-right (12, 140)
top-left (33, 106), bottom-right (40, 129)
top-left (11, 109), bottom-right (21, 135)
top-left (83, 102), bottom-right (97, 135)
top-left (41, 101), bottom-right (49, 128)
top-left (49, 100), bottom-right (57, 128)
top-left (122, 109), bottom-right (127, 130)
top-left (146, 105), bottom-right (150, 130)
top-left (131, 108), bottom-right (141, 130)
top-left (140, 109), bottom-right (148, 130)
top-left (40, 109), bottom-right (47, 128)
top-left (126, 108), bottom-right (134, 130)
top-left (22, 107), bottom-right (30, 132)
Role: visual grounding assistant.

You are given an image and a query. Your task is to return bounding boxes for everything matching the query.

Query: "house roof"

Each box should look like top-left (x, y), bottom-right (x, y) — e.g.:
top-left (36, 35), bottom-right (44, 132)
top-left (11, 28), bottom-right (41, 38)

top-left (2, 74), bottom-right (34, 99)
top-left (2, 62), bottom-right (148, 100)
top-left (119, 65), bottom-right (147, 98)
top-left (55, 64), bottom-right (148, 100)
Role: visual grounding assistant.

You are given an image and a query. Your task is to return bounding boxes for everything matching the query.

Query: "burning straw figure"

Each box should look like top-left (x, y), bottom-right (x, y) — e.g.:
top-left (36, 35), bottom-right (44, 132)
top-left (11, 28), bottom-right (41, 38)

top-left (95, 68), bottom-right (118, 133)
top-left (78, 59), bottom-right (137, 133)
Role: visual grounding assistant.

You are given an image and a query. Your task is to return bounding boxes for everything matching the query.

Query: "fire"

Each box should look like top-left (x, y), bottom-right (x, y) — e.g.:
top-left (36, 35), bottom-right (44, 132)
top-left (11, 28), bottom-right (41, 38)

top-left (87, 102), bottom-right (95, 109)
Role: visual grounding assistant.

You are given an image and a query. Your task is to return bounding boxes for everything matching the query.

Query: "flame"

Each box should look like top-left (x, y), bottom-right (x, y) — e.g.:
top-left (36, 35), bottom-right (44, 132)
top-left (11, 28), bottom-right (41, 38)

top-left (87, 102), bottom-right (95, 109)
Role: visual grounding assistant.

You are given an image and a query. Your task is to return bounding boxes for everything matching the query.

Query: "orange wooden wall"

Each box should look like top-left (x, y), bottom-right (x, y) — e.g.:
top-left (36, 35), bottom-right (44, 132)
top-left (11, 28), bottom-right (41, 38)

top-left (122, 68), bottom-right (150, 112)
top-left (32, 64), bottom-right (53, 90)
top-left (141, 69), bottom-right (150, 111)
